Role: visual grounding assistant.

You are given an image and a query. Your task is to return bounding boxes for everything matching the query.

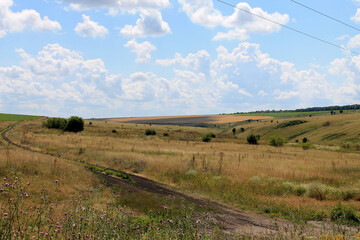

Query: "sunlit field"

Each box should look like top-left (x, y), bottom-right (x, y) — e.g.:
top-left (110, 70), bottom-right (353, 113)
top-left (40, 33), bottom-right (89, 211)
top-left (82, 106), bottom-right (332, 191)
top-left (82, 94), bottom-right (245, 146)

top-left (6, 113), bottom-right (360, 227)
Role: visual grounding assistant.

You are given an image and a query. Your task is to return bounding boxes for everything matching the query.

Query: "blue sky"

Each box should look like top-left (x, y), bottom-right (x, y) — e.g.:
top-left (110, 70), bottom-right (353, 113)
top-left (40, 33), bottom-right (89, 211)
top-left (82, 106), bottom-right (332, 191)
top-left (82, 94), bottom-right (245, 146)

top-left (1, 0), bottom-right (360, 118)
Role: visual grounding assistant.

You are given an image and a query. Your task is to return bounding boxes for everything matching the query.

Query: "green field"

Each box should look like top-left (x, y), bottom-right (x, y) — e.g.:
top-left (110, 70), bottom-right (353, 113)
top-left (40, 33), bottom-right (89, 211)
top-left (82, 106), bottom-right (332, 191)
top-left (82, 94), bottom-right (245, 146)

top-left (0, 113), bottom-right (42, 121)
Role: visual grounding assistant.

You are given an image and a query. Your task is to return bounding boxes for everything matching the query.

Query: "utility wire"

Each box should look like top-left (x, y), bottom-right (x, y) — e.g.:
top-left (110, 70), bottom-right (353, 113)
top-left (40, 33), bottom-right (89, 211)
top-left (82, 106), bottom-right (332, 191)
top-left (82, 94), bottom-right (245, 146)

top-left (216, 0), bottom-right (359, 55)
top-left (290, 0), bottom-right (360, 32)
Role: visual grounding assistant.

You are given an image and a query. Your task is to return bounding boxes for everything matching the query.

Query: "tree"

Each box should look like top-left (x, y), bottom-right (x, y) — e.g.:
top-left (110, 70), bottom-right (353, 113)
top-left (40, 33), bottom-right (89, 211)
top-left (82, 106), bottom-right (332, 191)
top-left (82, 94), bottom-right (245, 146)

top-left (64, 116), bottom-right (84, 132)
top-left (232, 128), bottom-right (236, 135)
top-left (240, 128), bottom-right (245, 133)
top-left (247, 134), bottom-right (260, 145)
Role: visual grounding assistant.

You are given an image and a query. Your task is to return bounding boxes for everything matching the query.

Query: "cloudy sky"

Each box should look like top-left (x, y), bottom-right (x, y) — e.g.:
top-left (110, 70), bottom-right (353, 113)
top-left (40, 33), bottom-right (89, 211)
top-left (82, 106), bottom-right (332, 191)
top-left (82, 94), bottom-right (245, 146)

top-left (1, 0), bottom-right (360, 118)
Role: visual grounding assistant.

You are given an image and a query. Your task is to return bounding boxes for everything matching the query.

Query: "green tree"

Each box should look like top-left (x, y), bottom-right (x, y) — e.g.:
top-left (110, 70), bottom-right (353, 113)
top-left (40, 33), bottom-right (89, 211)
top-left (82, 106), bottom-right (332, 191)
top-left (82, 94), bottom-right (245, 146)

top-left (64, 116), bottom-right (84, 132)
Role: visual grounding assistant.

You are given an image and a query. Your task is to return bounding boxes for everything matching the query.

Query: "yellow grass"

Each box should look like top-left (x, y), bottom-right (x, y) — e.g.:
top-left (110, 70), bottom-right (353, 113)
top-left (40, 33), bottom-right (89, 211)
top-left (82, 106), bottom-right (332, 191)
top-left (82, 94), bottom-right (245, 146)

top-left (7, 118), bottom-right (360, 220)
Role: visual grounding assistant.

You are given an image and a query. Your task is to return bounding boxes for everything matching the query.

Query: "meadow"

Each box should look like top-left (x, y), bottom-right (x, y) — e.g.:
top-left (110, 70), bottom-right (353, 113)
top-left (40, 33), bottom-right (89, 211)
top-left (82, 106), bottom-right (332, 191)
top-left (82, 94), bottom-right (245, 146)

top-left (2, 111), bottom-right (360, 238)
top-left (0, 113), bottom-right (41, 122)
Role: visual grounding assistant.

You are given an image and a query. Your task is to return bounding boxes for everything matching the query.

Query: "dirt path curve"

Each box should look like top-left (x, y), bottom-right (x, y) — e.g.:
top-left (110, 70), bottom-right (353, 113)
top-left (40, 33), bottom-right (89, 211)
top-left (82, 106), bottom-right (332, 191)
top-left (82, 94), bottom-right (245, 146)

top-left (1, 125), bottom-right (303, 237)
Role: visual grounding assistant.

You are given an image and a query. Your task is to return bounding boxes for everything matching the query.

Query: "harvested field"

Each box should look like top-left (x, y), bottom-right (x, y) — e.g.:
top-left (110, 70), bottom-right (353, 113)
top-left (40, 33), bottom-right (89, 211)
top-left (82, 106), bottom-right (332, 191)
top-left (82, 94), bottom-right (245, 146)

top-left (104, 115), bottom-right (272, 126)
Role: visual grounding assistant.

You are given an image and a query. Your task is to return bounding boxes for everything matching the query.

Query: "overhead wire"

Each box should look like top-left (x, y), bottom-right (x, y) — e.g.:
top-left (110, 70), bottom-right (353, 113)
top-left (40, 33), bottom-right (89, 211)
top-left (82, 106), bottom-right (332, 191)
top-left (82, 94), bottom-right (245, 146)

top-left (216, 0), bottom-right (359, 55)
top-left (289, 0), bottom-right (360, 32)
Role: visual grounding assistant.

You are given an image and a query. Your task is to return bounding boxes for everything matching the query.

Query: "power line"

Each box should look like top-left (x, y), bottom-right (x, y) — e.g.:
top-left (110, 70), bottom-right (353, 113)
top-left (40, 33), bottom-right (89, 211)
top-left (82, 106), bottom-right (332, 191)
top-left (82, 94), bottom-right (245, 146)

top-left (216, 0), bottom-right (359, 55)
top-left (290, 0), bottom-right (360, 32)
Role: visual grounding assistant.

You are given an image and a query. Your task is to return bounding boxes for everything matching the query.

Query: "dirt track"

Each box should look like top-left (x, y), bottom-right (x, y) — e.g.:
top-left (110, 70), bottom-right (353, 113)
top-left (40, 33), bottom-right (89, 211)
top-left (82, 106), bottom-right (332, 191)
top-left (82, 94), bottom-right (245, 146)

top-left (1, 125), bottom-right (326, 237)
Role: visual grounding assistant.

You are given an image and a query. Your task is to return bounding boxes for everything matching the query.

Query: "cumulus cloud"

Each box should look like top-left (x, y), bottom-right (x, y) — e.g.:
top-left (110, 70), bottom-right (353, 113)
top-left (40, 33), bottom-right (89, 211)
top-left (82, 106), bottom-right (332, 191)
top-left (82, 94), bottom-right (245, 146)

top-left (1, 43), bottom-right (359, 117)
top-left (351, 9), bottom-right (360, 23)
top-left (120, 9), bottom-right (171, 38)
top-left (124, 39), bottom-right (156, 63)
top-left (0, 0), bottom-right (61, 38)
top-left (178, 0), bottom-right (289, 41)
top-left (75, 14), bottom-right (108, 38)
top-left (348, 34), bottom-right (360, 48)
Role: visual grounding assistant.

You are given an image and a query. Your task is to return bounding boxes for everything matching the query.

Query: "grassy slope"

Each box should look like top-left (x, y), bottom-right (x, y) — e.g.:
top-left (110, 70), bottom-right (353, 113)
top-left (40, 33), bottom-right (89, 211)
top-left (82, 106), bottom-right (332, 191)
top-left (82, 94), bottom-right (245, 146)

top-left (0, 113), bottom-right (42, 121)
top-left (232, 112), bottom-right (360, 149)
top-left (234, 110), bottom-right (357, 118)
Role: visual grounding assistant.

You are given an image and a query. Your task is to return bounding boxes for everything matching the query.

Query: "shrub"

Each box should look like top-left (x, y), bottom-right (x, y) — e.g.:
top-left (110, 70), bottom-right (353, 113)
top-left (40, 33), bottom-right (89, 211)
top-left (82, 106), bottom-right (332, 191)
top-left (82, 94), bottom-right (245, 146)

top-left (145, 129), bottom-right (156, 135)
top-left (112, 129), bottom-right (117, 133)
top-left (330, 202), bottom-right (360, 224)
top-left (302, 142), bottom-right (312, 150)
top-left (206, 133), bottom-right (216, 138)
top-left (202, 134), bottom-right (212, 142)
top-left (64, 116), bottom-right (84, 132)
top-left (240, 128), bottom-right (245, 132)
top-left (232, 128), bottom-right (236, 135)
top-left (274, 120), bottom-right (307, 129)
top-left (302, 137), bottom-right (308, 143)
top-left (163, 132), bottom-right (169, 137)
top-left (42, 118), bottom-right (67, 130)
top-left (247, 134), bottom-right (260, 145)
top-left (306, 182), bottom-right (326, 200)
top-left (268, 136), bottom-right (285, 147)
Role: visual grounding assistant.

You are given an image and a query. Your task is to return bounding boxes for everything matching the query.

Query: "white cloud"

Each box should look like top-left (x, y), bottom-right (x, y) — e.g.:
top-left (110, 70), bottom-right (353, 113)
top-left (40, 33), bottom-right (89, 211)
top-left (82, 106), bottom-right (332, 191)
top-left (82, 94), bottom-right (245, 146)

top-left (63, 0), bottom-right (170, 11)
top-left (120, 9), bottom-right (171, 38)
top-left (1, 42), bottom-right (360, 117)
top-left (348, 34), bottom-right (360, 48)
top-left (178, 0), bottom-right (289, 41)
top-left (75, 14), bottom-right (108, 38)
top-left (0, 0), bottom-right (61, 37)
top-left (124, 39), bottom-right (156, 63)
top-left (351, 9), bottom-right (360, 23)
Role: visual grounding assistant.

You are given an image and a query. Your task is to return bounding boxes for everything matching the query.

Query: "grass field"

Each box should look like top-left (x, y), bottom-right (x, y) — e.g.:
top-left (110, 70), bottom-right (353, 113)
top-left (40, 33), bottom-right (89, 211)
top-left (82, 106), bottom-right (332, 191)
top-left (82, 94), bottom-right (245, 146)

top-left (0, 113), bottom-right (42, 122)
top-left (2, 112), bottom-right (360, 238)
top-left (233, 110), bottom-right (357, 118)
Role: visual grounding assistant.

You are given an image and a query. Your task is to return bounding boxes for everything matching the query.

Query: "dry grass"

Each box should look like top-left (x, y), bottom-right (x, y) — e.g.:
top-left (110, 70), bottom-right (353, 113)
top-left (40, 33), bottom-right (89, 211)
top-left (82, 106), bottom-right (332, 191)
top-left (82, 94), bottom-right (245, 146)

top-left (7, 118), bottom-right (360, 222)
top-left (105, 114), bottom-right (272, 125)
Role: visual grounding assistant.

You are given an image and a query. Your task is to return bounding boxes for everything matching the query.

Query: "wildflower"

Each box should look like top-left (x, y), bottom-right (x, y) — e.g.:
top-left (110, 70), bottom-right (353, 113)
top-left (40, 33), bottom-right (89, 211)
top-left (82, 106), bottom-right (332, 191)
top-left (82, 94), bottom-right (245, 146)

top-left (122, 223), bottom-right (125, 227)
top-left (86, 235), bottom-right (89, 238)
top-left (163, 206), bottom-right (168, 210)
top-left (55, 180), bottom-right (59, 183)
top-left (4, 213), bottom-right (8, 216)
top-left (26, 182), bottom-right (30, 185)
top-left (3, 178), bottom-right (6, 181)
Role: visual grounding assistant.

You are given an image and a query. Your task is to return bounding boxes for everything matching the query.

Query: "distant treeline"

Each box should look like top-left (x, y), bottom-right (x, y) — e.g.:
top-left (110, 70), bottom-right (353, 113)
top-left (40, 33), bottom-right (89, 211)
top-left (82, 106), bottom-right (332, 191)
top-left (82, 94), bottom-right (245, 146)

top-left (233, 104), bottom-right (360, 114)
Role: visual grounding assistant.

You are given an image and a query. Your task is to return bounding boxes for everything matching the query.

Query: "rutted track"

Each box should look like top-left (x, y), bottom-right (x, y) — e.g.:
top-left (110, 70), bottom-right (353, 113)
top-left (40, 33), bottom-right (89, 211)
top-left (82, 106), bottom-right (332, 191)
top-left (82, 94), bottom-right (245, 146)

top-left (1, 125), bottom-right (293, 236)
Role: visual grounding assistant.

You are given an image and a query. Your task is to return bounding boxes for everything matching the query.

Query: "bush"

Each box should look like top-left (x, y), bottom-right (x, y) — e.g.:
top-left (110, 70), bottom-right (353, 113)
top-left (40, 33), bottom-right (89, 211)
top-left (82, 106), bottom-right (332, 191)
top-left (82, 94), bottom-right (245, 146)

top-left (202, 134), bottom-right (212, 142)
top-left (302, 142), bottom-right (312, 150)
top-left (42, 118), bottom-right (67, 130)
top-left (64, 116), bottom-right (84, 132)
top-left (274, 120), bottom-right (307, 129)
top-left (240, 128), bottom-right (245, 132)
top-left (302, 137), bottom-right (308, 143)
top-left (163, 132), bottom-right (169, 137)
top-left (268, 136), bottom-right (285, 147)
top-left (145, 129), bottom-right (156, 135)
top-left (330, 202), bottom-right (360, 224)
top-left (306, 182), bottom-right (326, 200)
top-left (247, 134), bottom-right (260, 145)
top-left (112, 129), bottom-right (117, 133)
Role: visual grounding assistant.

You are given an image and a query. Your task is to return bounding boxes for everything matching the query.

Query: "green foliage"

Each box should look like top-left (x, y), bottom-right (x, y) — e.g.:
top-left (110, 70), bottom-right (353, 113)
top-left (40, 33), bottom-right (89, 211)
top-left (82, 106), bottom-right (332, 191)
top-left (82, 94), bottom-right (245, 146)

top-left (202, 134), bottom-right (212, 142)
top-left (306, 182), bottom-right (326, 200)
top-left (247, 134), bottom-right (260, 145)
top-left (330, 202), bottom-right (360, 224)
top-left (163, 132), bottom-right (169, 137)
top-left (274, 120), bottom-right (308, 129)
top-left (240, 127), bottom-right (245, 132)
top-left (232, 128), bottom-right (236, 135)
top-left (64, 116), bottom-right (84, 132)
top-left (42, 118), bottom-right (67, 130)
top-left (302, 137), bottom-right (308, 143)
top-left (43, 116), bottom-right (84, 132)
top-left (302, 142), bottom-right (312, 150)
top-left (145, 129), bottom-right (156, 136)
top-left (112, 129), bottom-right (117, 133)
top-left (268, 136), bottom-right (285, 147)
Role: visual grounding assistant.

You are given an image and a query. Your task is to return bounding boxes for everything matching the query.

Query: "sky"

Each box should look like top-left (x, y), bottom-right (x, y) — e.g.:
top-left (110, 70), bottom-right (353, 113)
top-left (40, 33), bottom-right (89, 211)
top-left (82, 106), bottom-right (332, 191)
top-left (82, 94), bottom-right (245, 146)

top-left (1, 0), bottom-right (360, 118)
